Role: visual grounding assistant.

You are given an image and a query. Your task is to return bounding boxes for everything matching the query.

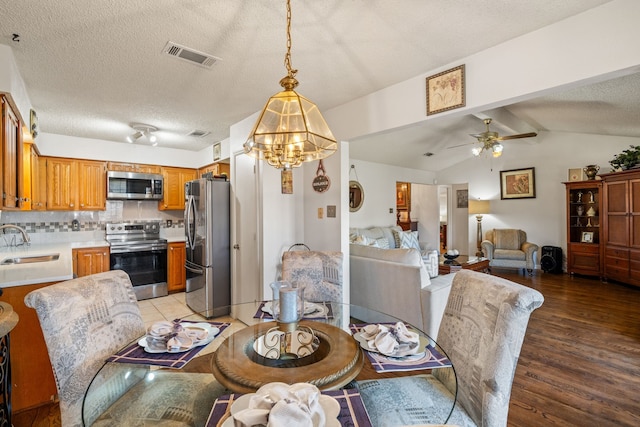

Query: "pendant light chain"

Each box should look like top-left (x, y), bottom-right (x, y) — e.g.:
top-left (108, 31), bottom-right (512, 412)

top-left (284, 0), bottom-right (297, 79)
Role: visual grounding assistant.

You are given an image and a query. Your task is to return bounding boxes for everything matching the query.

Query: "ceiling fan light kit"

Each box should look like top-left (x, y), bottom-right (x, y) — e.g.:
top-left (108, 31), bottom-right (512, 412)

top-left (469, 118), bottom-right (536, 158)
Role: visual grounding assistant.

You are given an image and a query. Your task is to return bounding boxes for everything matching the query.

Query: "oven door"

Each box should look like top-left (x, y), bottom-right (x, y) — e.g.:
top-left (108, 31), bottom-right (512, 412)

top-left (110, 248), bottom-right (168, 300)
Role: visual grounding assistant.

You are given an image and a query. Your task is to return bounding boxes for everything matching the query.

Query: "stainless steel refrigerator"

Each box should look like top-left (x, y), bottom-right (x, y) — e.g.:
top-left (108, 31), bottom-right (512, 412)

top-left (184, 178), bottom-right (230, 317)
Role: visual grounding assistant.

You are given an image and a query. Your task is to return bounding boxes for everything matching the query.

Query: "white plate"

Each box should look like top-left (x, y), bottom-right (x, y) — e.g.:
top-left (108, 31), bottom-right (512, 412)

top-left (221, 392), bottom-right (340, 427)
top-left (138, 323), bottom-right (219, 354)
top-left (353, 330), bottom-right (428, 359)
top-left (262, 301), bottom-right (328, 317)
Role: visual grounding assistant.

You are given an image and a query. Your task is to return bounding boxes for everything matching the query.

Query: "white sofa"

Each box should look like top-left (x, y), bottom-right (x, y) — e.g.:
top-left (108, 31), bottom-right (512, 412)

top-left (349, 226), bottom-right (454, 339)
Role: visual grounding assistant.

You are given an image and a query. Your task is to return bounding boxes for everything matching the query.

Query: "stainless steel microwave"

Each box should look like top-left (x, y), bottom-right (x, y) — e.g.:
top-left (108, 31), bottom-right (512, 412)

top-left (106, 171), bottom-right (163, 200)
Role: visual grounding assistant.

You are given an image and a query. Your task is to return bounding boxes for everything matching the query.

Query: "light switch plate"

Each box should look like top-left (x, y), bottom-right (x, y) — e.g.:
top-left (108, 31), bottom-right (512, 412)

top-left (327, 205), bottom-right (336, 218)
top-left (318, 208), bottom-right (323, 219)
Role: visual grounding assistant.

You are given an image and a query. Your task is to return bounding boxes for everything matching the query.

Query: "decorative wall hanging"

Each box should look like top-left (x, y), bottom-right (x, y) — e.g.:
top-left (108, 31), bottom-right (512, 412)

top-left (312, 160), bottom-right (330, 193)
top-left (456, 189), bottom-right (468, 208)
top-left (500, 167), bottom-right (536, 199)
top-left (30, 109), bottom-right (39, 138)
top-left (213, 143), bottom-right (221, 161)
top-left (349, 164), bottom-right (364, 212)
top-left (426, 65), bottom-right (465, 115)
top-left (281, 169), bottom-right (293, 194)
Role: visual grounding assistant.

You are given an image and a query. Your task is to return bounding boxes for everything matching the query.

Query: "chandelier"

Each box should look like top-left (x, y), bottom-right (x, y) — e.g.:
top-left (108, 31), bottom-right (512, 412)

top-left (243, 0), bottom-right (337, 169)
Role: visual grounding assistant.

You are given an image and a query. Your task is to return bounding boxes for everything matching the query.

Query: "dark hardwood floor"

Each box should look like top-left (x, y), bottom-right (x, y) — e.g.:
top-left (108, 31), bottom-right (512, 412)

top-left (12, 270), bottom-right (640, 427)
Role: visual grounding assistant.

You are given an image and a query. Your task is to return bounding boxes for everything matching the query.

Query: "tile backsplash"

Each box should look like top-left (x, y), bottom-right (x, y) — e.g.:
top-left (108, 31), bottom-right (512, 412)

top-left (0, 200), bottom-right (184, 245)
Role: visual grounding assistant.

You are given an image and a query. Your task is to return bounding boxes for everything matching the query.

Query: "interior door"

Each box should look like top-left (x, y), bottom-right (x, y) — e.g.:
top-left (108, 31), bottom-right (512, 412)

top-left (232, 151), bottom-right (260, 304)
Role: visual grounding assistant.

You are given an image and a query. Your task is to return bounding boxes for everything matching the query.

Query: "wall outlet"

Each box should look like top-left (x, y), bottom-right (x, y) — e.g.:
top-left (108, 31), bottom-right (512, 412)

top-left (327, 205), bottom-right (336, 218)
top-left (389, 208), bottom-right (394, 213)
top-left (166, 219), bottom-right (173, 227)
top-left (317, 208), bottom-right (323, 219)
top-left (71, 219), bottom-right (80, 231)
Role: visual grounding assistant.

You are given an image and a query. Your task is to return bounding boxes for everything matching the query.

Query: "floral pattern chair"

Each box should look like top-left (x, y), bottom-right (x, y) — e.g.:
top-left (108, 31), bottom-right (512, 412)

top-left (281, 251), bottom-right (344, 303)
top-left (357, 270), bottom-right (544, 426)
top-left (24, 270), bottom-right (220, 427)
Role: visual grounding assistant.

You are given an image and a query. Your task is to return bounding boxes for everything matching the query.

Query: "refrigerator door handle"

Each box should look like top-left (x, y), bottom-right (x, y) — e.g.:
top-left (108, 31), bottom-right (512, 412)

top-left (185, 262), bottom-right (204, 275)
top-left (186, 195), bottom-right (195, 250)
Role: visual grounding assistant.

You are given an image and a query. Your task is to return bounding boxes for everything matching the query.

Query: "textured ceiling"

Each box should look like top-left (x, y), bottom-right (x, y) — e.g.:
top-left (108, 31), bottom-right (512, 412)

top-left (1, 0), bottom-right (634, 166)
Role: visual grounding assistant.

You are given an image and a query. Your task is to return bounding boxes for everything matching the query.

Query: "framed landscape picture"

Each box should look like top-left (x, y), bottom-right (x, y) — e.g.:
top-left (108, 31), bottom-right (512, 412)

top-left (426, 65), bottom-right (465, 115)
top-left (500, 167), bottom-right (536, 199)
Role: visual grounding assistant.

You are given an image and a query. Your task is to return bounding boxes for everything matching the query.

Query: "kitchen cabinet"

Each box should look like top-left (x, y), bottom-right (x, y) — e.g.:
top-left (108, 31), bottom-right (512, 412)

top-left (601, 169), bottom-right (640, 287)
top-left (45, 157), bottom-right (106, 210)
top-left (3, 282), bottom-right (58, 412)
top-left (73, 246), bottom-right (110, 277)
top-left (29, 146), bottom-right (47, 210)
top-left (167, 241), bottom-right (186, 292)
top-left (107, 161), bottom-right (161, 174)
top-left (159, 167), bottom-right (196, 210)
top-left (198, 162), bottom-right (229, 178)
top-left (1, 95), bottom-right (24, 210)
top-left (564, 181), bottom-right (602, 277)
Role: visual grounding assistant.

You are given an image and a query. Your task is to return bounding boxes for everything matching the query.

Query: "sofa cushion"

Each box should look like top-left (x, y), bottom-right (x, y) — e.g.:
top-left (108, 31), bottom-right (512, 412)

top-left (494, 229), bottom-right (522, 250)
top-left (350, 225), bottom-right (403, 249)
top-left (393, 230), bottom-right (421, 251)
top-left (350, 244), bottom-right (424, 267)
top-left (494, 249), bottom-right (526, 261)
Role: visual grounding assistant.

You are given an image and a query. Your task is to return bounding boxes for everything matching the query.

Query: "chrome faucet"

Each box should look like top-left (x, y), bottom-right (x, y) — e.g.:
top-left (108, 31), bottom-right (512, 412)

top-left (0, 224), bottom-right (31, 246)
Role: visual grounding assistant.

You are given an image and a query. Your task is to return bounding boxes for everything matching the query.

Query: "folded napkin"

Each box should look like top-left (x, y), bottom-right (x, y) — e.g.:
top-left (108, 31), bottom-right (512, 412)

top-left (359, 322), bottom-right (420, 357)
top-left (232, 382), bottom-right (324, 427)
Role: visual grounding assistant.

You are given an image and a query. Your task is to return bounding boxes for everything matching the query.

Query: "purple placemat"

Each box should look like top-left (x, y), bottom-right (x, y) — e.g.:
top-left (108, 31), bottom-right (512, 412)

top-left (350, 323), bottom-right (452, 373)
top-left (106, 321), bottom-right (230, 369)
top-left (205, 388), bottom-right (373, 427)
top-left (253, 301), bottom-right (334, 320)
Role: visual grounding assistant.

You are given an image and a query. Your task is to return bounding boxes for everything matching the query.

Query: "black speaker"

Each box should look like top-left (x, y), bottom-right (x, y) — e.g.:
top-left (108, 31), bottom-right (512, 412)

top-left (540, 246), bottom-right (563, 273)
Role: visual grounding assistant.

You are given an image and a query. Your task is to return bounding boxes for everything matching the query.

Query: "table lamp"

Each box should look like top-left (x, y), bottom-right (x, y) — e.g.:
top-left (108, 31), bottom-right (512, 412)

top-left (468, 199), bottom-right (491, 257)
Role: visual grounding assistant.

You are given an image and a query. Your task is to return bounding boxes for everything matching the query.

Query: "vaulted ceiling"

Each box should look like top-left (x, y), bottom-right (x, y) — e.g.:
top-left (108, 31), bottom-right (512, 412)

top-left (2, 0), bottom-right (638, 170)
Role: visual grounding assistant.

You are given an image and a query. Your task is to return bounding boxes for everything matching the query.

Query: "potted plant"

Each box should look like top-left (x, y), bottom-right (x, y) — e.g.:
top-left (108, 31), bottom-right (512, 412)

top-left (609, 145), bottom-right (640, 171)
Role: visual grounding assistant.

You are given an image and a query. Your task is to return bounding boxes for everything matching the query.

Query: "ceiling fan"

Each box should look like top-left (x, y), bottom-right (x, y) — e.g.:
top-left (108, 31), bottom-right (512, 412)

top-left (451, 118), bottom-right (537, 158)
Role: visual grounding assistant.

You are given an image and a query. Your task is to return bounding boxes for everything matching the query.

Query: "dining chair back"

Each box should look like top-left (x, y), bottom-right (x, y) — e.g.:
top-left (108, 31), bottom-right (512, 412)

top-left (281, 251), bottom-right (344, 303)
top-left (24, 270), bottom-right (145, 427)
top-left (357, 269), bottom-right (543, 427)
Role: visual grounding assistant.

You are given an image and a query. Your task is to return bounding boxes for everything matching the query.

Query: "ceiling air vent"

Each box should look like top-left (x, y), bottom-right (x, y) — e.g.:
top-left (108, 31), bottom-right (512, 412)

top-left (188, 129), bottom-right (211, 138)
top-left (162, 41), bottom-right (221, 69)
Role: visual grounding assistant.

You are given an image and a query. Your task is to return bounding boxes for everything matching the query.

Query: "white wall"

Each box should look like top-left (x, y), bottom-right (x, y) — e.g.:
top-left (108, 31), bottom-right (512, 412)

top-left (436, 131), bottom-right (640, 259)
top-left (411, 184), bottom-right (440, 251)
top-left (348, 159), bottom-right (435, 228)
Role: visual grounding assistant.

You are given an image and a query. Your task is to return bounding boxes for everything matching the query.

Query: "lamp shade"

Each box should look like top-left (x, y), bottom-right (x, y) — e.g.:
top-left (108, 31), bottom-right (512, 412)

top-left (468, 199), bottom-right (490, 215)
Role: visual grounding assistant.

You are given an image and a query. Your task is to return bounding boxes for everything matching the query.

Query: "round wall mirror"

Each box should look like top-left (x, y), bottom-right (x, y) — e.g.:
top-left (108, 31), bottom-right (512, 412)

top-left (349, 180), bottom-right (364, 212)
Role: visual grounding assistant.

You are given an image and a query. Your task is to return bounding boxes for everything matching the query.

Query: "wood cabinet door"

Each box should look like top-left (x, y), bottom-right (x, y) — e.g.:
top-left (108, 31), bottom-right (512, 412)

top-left (4, 282), bottom-right (58, 411)
top-left (46, 157), bottom-right (76, 210)
top-left (167, 242), bottom-right (186, 292)
top-left (159, 167), bottom-right (196, 210)
top-left (31, 149), bottom-right (47, 210)
top-left (604, 180), bottom-right (629, 247)
top-left (77, 159), bottom-right (106, 210)
top-left (630, 179), bottom-right (640, 249)
top-left (74, 247), bottom-right (110, 277)
top-left (2, 96), bottom-right (23, 209)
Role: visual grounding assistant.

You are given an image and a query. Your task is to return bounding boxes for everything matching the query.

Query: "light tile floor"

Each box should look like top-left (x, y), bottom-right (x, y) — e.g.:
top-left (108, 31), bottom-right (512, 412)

top-left (137, 292), bottom-right (196, 327)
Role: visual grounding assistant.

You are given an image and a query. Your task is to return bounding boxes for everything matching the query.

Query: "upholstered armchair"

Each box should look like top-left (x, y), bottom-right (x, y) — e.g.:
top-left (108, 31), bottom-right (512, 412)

top-left (481, 229), bottom-right (538, 275)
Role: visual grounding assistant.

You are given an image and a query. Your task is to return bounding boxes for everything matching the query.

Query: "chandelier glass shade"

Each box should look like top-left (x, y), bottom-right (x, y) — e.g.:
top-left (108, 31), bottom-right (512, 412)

top-left (472, 140), bottom-right (503, 158)
top-left (244, 0), bottom-right (337, 169)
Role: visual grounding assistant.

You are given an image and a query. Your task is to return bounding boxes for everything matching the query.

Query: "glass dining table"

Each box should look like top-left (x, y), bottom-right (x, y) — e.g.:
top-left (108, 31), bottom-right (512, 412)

top-left (82, 301), bottom-right (458, 426)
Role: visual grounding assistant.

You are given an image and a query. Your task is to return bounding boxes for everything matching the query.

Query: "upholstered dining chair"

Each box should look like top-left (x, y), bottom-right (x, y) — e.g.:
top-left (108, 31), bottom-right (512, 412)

top-left (281, 250), bottom-right (344, 303)
top-left (357, 269), bottom-right (544, 427)
top-left (24, 270), bottom-right (220, 427)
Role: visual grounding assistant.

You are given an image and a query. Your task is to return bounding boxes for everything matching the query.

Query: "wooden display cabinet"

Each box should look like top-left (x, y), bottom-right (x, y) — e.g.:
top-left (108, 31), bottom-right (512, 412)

top-left (601, 169), bottom-right (640, 287)
top-left (564, 181), bottom-right (602, 277)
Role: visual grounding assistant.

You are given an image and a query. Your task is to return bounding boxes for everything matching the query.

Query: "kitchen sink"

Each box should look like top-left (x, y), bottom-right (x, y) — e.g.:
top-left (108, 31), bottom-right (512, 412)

top-left (0, 253), bottom-right (60, 265)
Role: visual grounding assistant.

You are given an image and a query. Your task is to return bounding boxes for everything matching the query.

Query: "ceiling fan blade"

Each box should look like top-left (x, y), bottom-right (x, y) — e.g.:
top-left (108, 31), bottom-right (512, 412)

top-left (447, 142), bottom-right (475, 149)
top-left (496, 132), bottom-right (538, 141)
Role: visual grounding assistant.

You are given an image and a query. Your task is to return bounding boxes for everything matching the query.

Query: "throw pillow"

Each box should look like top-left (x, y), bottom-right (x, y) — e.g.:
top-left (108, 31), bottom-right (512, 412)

top-left (375, 237), bottom-right (390, 249)
top-left (392, 230), bottom-right (421, 251)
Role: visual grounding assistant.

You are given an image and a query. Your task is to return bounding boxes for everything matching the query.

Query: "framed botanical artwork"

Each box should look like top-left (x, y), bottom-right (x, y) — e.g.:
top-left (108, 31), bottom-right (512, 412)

top-left (456, 189), bottom-right (468, 208)
top-left (500, 167), bottom-right (536, 199)
top-left (396, 182), bottom-right (410, 210)
top-left (213, 143), bottom-right (221, 161)
top-left (426, 64), bottom-right (465, 115)
top-left (581, 231), bottom-right (594, 243)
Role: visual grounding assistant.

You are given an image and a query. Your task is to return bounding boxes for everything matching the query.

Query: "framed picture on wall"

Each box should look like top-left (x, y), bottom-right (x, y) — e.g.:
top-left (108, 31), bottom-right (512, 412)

top-left (456, 189), bottom-right (468, 208)
top-left (396, 182), bottom-right (410, 210)
top-left (426, 64), bottom-right (465, 115)
top-left (500, 167), bottom-right (536, 199)
top-left (213, 143), bottom-right (221, 161)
